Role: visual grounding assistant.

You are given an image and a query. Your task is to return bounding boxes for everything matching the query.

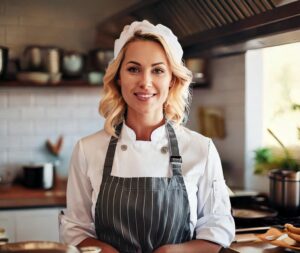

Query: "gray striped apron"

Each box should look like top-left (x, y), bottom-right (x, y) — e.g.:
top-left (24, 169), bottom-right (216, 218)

top-left (95, 122), bottom-right (191, 253)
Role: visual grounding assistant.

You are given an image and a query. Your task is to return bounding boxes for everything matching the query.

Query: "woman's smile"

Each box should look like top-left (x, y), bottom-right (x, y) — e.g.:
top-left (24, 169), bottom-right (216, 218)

top-left (134, 91), bottom-right (157, 101)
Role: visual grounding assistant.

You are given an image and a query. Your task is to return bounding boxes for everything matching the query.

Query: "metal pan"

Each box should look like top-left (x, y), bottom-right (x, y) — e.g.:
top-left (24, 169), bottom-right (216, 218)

top-left (232, 205), bottom-right (278, 219)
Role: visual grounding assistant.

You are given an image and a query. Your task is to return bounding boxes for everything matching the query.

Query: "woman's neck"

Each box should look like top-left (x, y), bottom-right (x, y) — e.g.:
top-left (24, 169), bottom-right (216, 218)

top-left (125, 113), bottom-right (165, 141)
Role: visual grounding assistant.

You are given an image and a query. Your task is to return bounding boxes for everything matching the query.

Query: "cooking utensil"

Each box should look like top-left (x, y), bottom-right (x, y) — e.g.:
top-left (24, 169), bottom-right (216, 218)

top-left (45, 48), bottom-right (60, 74)
top-left (0, 46), bottom-right (9, 80)
top-left (23, 46), bottom-right (61, 74)
top-left (88, 49), bottom-right (113, 72)
top-left (23, 163), bottom-right (54, 189)
top-left (62, 51), bottom-right (84, 79)
top-left (269, 169), bottom-right (300, 215)
top-left (17, 72), bottom-right (50, 84)
top-left (232, 205), bottom-right (277, 219)
top-left (23, 46), bottom-right (44, 71)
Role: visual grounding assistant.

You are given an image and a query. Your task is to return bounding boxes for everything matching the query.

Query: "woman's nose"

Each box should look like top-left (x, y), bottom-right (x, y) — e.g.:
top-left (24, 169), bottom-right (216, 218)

top-left (139, 72), bottom-right (152, 87)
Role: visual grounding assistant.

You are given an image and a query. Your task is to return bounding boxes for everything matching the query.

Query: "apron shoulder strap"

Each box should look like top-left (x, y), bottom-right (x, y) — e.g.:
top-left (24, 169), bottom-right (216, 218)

top-left (102, 123), bottom-right (123, 178)
top-left (166, 122), bottom-right (183, 177)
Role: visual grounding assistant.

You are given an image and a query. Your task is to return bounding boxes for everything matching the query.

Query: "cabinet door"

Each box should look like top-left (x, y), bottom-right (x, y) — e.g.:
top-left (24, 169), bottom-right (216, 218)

top-left (15, 208), bottom-right (60, 242)
top-left (0, 211), bottom-right (16, 242)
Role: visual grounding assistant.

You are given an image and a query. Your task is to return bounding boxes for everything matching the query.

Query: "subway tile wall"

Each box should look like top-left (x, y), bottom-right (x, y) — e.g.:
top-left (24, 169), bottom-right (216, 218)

top-left (187, 54), bottom-right (246, 188)
top-left (0, 88), bottom-right (104, 179)
top-left (0, 1), bottom-right (246, 188)
top-left (0, 0), bottom-right (138, 180)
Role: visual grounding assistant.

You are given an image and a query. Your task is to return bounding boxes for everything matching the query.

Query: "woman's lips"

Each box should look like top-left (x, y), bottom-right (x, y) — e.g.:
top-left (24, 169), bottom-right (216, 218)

top-left (134, 92), bottom-right (156, 101)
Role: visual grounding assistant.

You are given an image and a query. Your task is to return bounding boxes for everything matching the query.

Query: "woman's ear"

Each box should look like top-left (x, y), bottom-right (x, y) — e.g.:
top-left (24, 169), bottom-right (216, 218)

top-left (169, 78), bottom-right (175, 88)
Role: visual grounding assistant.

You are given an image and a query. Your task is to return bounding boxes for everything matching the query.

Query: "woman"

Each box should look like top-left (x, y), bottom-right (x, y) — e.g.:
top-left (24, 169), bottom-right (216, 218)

top-left (60, 20), bottom-right (235, 253)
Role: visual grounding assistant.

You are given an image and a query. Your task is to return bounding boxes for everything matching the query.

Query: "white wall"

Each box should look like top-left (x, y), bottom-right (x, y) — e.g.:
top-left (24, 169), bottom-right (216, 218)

top-left (0, 1), bottom-right (249, 188)
top-left (0, 87), bottom-right (104, 178)
top-left (187, 54), bottom-right (246, 188)
top-left (244, 50), bottom-right (268, 193)
top-left (0, 0), bottom-right (138, 179)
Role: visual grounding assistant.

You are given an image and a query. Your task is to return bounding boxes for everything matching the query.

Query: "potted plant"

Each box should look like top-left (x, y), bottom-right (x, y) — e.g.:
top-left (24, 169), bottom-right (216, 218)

top-left (254, 129), bottom-right (300, 215)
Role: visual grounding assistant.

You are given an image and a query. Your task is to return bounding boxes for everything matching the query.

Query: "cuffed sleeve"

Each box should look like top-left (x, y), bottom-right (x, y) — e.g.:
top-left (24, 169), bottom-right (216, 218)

top-left (195, 140), bottom-right (235, 247)
top-left (59, 140), bottom-right (97, 246)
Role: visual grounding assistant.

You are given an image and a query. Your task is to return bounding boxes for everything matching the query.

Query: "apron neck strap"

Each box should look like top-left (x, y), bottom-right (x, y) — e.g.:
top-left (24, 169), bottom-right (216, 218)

top-left (102, 122), bottom-right (183, 178)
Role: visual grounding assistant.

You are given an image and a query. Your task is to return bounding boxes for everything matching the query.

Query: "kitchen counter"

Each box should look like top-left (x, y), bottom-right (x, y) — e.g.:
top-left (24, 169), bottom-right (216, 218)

top-left (0, 178), bottom-right (67, 209)
top-left (231, 241), bottom-right (289, 252)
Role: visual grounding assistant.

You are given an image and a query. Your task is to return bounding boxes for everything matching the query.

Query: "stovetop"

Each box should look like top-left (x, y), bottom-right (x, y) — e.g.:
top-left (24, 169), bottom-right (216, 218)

top-left (231, 195), bottom-right (300, 233)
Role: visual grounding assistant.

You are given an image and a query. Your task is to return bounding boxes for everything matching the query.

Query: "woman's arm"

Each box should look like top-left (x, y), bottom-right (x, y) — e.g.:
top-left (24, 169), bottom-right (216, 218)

top-left (78, 237), bottom-right (119, 253)
top-left (153, 239), bottom-right (221, 253)
top-left (60, 141), bottom-right (99, 245)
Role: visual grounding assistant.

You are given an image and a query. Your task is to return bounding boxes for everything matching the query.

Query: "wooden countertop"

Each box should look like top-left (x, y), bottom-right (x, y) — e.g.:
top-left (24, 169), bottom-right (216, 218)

top-left (0, 178), bottom-right (67, 209)
top-left (231, 241), bottom-right (288, 252)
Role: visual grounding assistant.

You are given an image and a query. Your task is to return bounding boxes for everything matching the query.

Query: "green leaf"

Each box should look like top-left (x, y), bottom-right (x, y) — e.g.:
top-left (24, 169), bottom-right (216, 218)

top-left (254, 148), bottom-right (273, 163)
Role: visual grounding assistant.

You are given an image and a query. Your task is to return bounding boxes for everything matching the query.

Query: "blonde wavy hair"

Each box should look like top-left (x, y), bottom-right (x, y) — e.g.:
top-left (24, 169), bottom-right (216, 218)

top-left (99, 32), bottom-right (193, 137)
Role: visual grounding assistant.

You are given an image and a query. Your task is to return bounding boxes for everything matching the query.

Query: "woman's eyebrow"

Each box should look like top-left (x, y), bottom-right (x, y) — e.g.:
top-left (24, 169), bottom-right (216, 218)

top-left (126, 61), bottom-right (165, 66)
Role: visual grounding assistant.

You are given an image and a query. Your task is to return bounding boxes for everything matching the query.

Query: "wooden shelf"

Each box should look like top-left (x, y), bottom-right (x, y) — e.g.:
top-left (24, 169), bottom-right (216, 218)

top-left (0, 80), bottom-right (102, 88)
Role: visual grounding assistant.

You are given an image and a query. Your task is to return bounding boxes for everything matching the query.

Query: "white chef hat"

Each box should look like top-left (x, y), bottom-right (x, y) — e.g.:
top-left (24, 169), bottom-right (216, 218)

top-left (114, 20), bottom-right (183, 64)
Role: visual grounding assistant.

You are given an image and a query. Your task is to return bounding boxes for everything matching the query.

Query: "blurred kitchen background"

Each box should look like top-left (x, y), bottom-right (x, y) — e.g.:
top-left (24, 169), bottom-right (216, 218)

top-left (0, 0), bottom-right (300, 191)
top-left (0, 0), bottom-right (300, 244)
top-left (0, 0), bottom-right (299, 203)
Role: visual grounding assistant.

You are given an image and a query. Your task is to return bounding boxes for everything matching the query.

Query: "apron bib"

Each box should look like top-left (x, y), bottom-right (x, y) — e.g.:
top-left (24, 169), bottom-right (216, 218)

top-left (95, 122), bottom-right (191, 253)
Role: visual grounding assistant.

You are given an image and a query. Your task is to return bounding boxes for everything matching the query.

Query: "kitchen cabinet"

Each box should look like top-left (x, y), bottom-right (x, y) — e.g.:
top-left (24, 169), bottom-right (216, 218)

top-left (0, 212), bottom-right (15, 242)
top-left (0, 208), bottom-right (61, 242)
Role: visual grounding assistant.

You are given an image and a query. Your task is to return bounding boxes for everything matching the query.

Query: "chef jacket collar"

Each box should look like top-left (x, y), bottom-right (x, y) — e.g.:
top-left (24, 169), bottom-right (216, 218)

top-left (122, 121), bottom-right (166, 142)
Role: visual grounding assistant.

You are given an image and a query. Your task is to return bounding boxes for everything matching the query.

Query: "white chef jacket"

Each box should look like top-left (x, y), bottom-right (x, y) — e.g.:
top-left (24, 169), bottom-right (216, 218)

top-left (59, 123), bottom-right (235, 247)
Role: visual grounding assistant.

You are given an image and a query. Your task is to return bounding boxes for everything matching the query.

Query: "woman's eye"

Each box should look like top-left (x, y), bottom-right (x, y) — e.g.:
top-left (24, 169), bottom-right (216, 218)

top-left (127, 67), bottom-right (140, 73)
top-left (153, 68), bottom-right (164, 74)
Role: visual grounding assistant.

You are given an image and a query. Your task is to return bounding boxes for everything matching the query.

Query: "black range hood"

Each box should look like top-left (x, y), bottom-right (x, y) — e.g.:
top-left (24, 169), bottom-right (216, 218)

top-left (95, 0), bottom-right (300, 57)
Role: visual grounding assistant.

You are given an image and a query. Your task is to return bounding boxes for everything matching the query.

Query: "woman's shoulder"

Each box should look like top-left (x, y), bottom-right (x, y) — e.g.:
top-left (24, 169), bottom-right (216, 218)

top-left (176, 125), bottom-right (211, 145)
top-left (78, 129), bottom-right (111, 151)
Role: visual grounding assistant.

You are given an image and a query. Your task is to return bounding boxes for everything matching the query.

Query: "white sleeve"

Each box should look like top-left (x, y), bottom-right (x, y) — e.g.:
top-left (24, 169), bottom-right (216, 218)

top-left (195, 140), bottom-right (235, 247)
top-left (59, 140), bottom-right (97, 246)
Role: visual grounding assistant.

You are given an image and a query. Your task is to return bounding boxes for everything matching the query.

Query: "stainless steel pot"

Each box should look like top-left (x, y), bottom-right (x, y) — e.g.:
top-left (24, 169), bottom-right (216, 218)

top-left (88, 49), bottom-right (113, 72)
top-left (0, 241), bottom-right (101, 253)
top-left (23, 46), bottom-right (61, 73)
top-left (23, 46), bottom-right (44, 71)
top-left (269, 169), bottom-right (300, 215)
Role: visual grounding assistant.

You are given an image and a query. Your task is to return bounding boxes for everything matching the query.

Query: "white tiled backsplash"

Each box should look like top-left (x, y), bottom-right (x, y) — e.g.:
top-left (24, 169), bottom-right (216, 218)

top-left (0, 55), bottom-right (246, 188)
top-left (0, 0), bottom-right (246, 188)
top-left (0, 88), bottom-right (104, 178)
top-left (187, 54), bottom-right (246, 188)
